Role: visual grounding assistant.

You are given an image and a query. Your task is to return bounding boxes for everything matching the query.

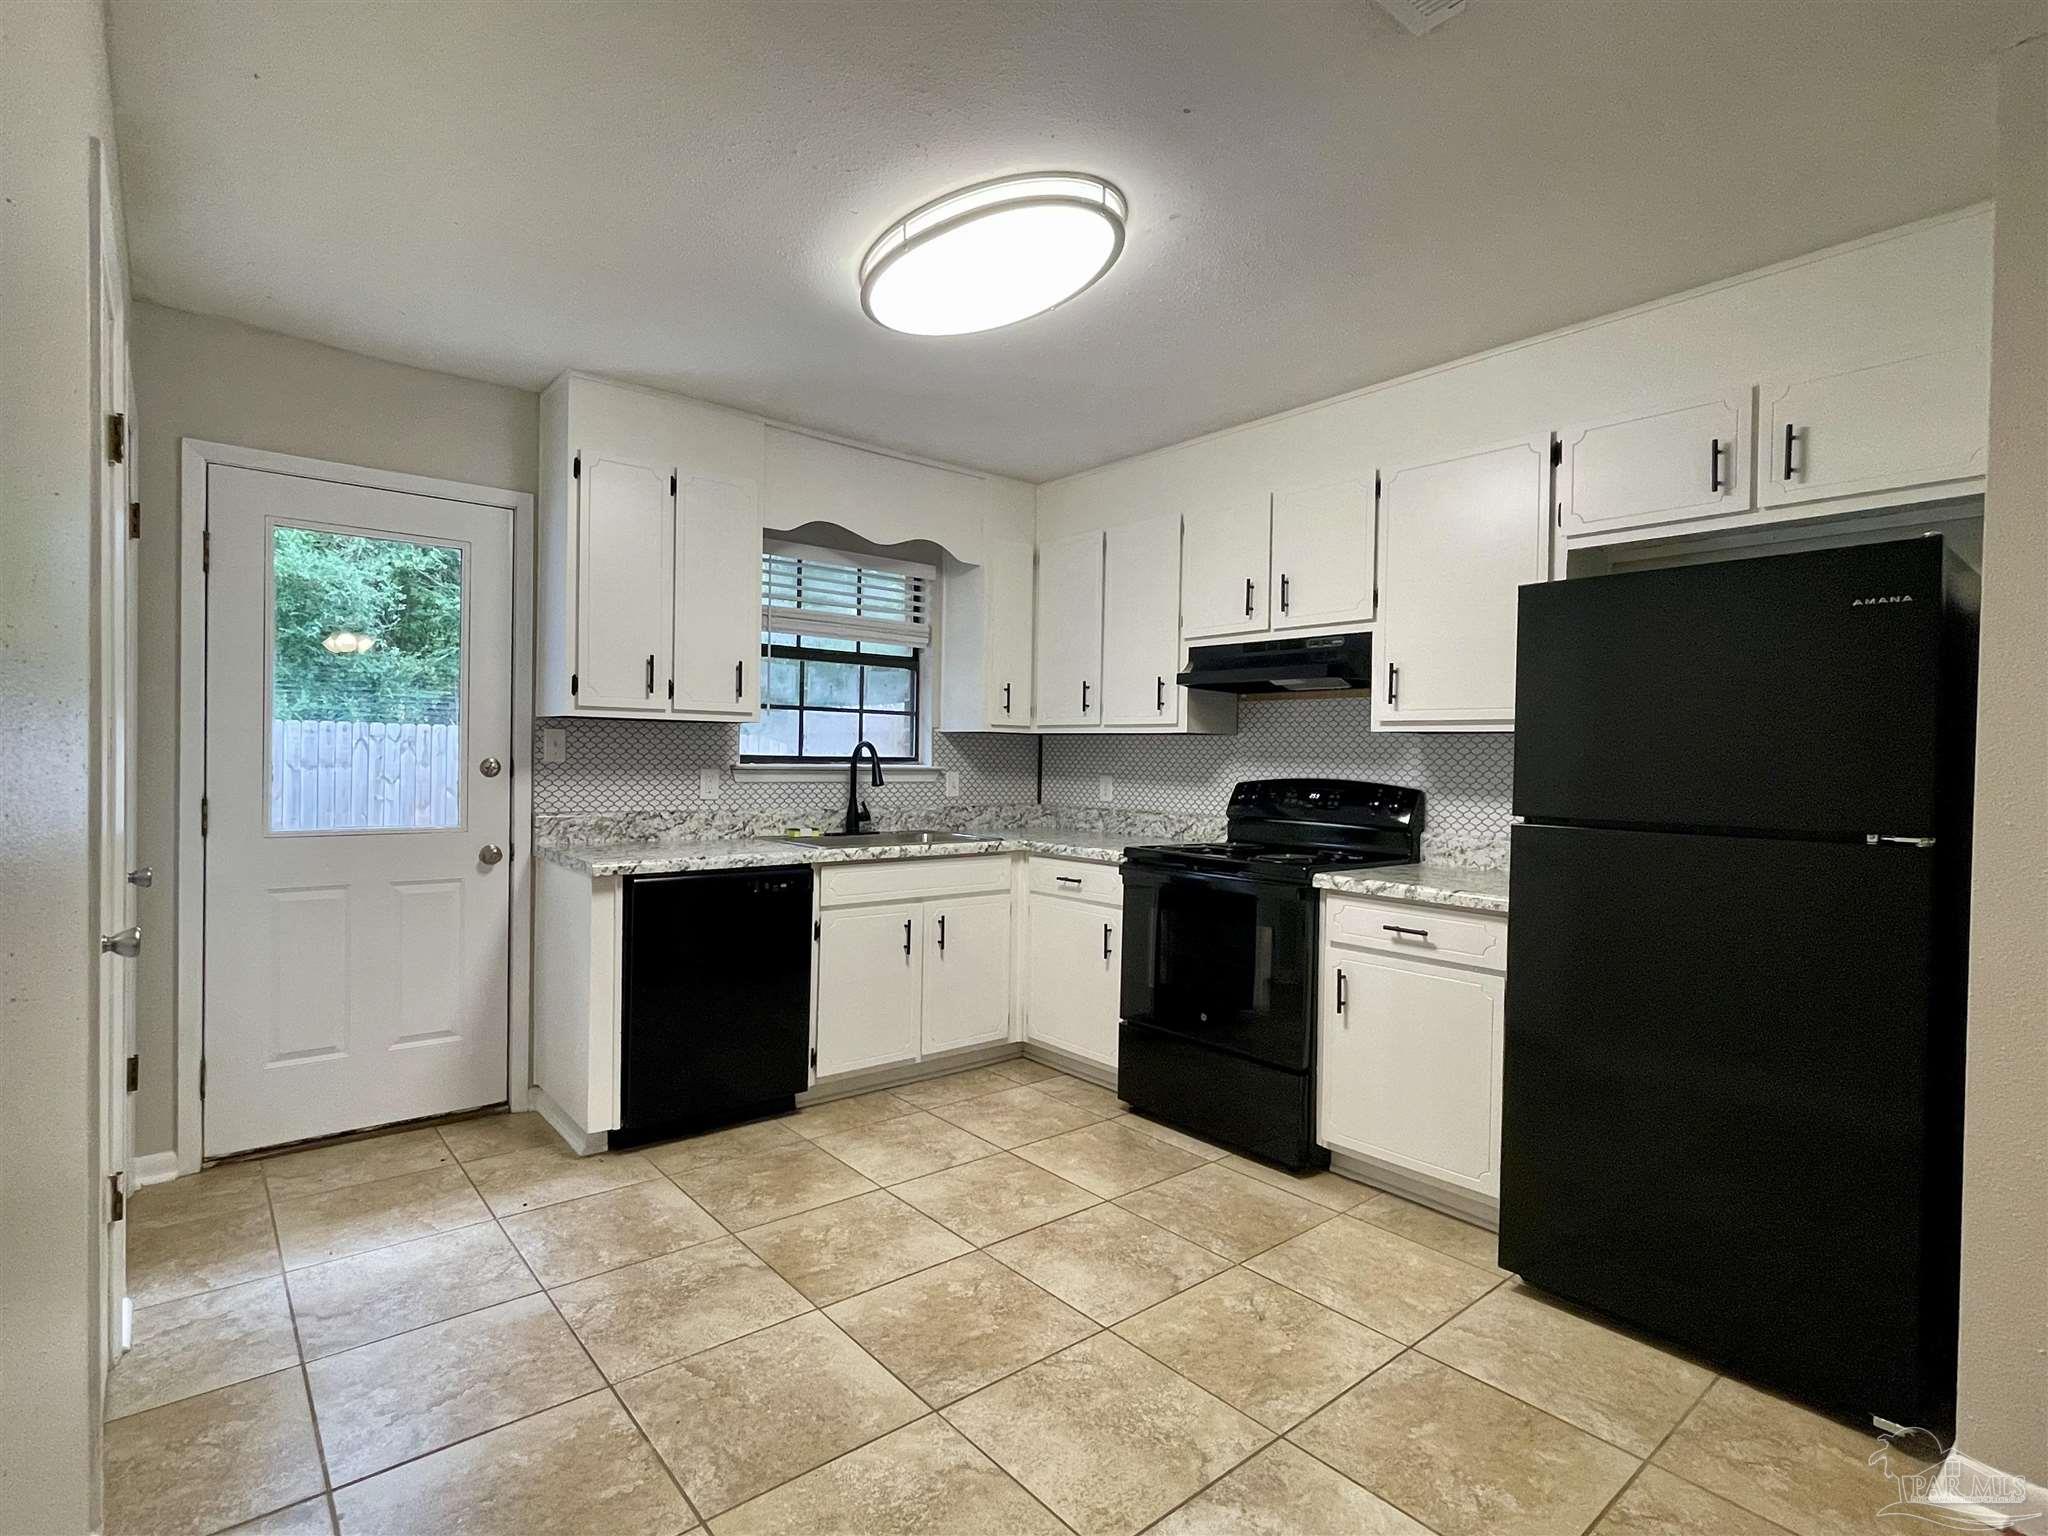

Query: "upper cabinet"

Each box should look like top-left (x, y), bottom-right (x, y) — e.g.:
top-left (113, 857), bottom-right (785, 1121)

top-left (1182, 498), bottom-right (1272, 639)
top-left (1102, 516), bottom-right (1183, 726)
top-left (1034, 530), bottom-right (1105, 727)
top-left (1182, 482), bottom-right (1376, 642)
top-left (539, 374), bottom-right (765, 721)
top-left (1758, 345), bottom-right (1988, 511)
top-left (938, 538), bottom-right (1035, 731)
top-left (1557, 388), bottom-right (1752, 540)
top-left (1374, 435), bottom-right (1549, 732)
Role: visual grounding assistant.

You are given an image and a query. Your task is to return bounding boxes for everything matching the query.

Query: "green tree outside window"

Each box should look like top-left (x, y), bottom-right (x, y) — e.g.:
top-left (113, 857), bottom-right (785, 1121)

top-left (272, 527), bottom-right (463, 723)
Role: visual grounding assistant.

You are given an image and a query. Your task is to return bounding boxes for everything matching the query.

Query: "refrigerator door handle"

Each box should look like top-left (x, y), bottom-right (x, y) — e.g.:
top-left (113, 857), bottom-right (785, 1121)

top-left (1866, 835), bottom-right (1936, 848)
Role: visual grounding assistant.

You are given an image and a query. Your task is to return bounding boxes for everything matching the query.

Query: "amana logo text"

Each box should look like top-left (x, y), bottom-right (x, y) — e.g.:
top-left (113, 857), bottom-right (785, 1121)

top-left (1852, 594), bottom-right (1915, 607)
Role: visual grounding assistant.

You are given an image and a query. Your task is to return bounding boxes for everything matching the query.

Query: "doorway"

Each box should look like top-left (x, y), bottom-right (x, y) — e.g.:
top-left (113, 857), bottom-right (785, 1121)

top-left (199, 460), bottom-right (517, 1155)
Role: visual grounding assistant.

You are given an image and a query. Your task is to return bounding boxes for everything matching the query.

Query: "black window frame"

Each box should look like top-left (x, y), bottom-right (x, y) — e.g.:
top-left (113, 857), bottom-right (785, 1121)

top-left (741, 634), bottom-right (922, 764)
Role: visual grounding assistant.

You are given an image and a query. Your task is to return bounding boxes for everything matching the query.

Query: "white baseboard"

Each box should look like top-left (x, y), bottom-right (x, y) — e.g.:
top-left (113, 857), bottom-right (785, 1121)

top-left (132, 1151), bottom-right (181, 1187)
top-left (1922, 1450), bottom-right (2048, 1529)
top-left (530, 1085), bottom-right (606, 1157)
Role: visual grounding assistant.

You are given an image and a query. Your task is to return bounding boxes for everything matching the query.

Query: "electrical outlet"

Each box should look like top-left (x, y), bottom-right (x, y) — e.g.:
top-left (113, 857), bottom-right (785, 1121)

top-left (699, 767), bottom-right (722, 800)
top-left (541, 727), bottom-right (566, 765)
top-left (1098, 775), bottom-right (1114, 804)
top-left (944, 770), bottom-right (961, 798)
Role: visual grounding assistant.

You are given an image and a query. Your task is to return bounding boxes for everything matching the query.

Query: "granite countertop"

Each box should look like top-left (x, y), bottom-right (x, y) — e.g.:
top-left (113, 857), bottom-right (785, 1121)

top-left (1314, 861), bottom-right (1511, 914)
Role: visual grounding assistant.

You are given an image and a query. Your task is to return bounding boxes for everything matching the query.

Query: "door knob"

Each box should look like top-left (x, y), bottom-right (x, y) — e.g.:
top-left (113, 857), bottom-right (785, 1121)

top-left (478, 844), bottom-right (504, 866)
top-left (478, 757), bottom-right (502, 779)
top-left (101, 925), bottom-right (142, 959)
top-left (127, 866), bottom-right (153, 888)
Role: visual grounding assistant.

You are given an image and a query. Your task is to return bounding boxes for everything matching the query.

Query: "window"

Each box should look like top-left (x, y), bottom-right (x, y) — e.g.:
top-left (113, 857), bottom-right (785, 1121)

top-left (740, 543), bottom-right (933, 764)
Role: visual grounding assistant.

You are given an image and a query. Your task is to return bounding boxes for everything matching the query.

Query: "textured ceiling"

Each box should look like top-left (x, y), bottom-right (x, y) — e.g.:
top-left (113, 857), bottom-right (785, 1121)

top-left (106, 0), bottom-right (2011, 481)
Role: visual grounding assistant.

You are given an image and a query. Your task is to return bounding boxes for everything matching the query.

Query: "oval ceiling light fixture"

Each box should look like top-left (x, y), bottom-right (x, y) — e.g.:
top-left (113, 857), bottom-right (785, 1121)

top-left (860, 172), bottom-right (1127, 336)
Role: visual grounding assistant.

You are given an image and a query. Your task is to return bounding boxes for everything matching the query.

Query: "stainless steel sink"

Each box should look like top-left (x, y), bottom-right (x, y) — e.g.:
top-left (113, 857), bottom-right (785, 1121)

top-left (781, 829), bottom-right (991, 849)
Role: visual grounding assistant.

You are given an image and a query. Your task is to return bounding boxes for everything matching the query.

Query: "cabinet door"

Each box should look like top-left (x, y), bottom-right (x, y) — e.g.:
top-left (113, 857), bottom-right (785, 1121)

top-left (1759, 346), bottom-right (1989, 509)
top-left (985, 538), bottom-right (1035, 728)
top-left (815, 904), bottom-right (922, 1076)
top-left (1271, 481), bottom-right (1376, 631)
top-left (921, 893), bottom-right (1013, 1054)
top-left (1375, 436), bottom-right (1549, 730)
top-left (1024, 895), bottom-right (1120, 1068)
top-left (575, 454), bottom-right (673, 711)
top-left (671, 472), bottom-right (760, 717)
top-left (1558, 390), bottom-right (1752, 538)
top-left (1181, 498), bottom-right (1271, 639)
top-left (1101, 515), bottom-right (1183, 726)
top-left (1318, 951), bottom-right (1503, 1196)
top-left (1034, 530), bottom-right (1105, 727)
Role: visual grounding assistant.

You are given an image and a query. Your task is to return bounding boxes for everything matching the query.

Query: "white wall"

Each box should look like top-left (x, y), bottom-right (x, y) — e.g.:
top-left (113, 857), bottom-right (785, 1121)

top-left (0, 4), bottom-right (122, 1528)
top-left (1036, 208), bottom-right (1992, 535)
top-left (129, 302), bottom-right (540, 1157)
top-left (1957, 18), bottom-right (2048, 1488)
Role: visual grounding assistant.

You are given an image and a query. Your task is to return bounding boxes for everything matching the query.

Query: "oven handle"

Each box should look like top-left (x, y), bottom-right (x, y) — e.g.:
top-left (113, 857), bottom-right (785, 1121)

top-left (1121, 864), bottom-right (1296, 897)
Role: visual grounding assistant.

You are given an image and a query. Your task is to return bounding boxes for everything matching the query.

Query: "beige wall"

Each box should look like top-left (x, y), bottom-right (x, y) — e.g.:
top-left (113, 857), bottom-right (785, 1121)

top-left (129, 302), bottom-right (538, 1157)
top-left (0, 2), bottom-right (122, 1529)
top-left (1957, 20), bottom-right (2048, 1487)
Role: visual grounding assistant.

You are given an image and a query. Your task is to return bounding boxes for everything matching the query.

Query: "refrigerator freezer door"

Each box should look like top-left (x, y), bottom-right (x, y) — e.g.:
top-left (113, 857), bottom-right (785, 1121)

top-left (1499, 824), bottom-right (1961, 1434)
top-left (1513, 538), bottom-right (1950, 838)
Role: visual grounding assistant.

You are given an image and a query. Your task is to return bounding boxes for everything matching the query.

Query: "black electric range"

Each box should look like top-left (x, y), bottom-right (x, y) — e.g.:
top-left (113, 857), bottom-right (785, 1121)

top-left (1117, 778), bottom-right (1425, 1169)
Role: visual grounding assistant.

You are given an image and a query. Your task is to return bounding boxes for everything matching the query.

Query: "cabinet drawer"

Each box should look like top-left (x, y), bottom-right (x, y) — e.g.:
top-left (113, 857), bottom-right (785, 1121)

top-left (820, 855), bottom-right (1009, 908)
top-left (1025, 858), bottom-right (1122, 905)
top-left (1324, 894), bottom-right (1507, 972)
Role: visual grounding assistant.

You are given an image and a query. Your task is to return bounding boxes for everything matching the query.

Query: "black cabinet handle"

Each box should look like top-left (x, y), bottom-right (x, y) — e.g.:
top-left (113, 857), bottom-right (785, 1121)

top-left (1783, 422), bottom-right (1798, 481)
top-left (1382, 923), bottom-right (1431, 940)
top-left (1280, 573), bottom-right (1289, 613)
top-left (1386, 663), bottom-right (1399, 707)
top-left (1056, 875), bottom-right (1082, 886)
top-left (1081, 680), bottom-right (1090, 714)
top-left (903, 919), bottom-right (912, 956)
top-left (1103, 922), bottom-right (1113, 960)
top-left (734, 660), bottom-right (743, 701)
top-left (645, 654), bottom-right (655, 696)
top-left (1709, 437), bottom-right (1724, 493)
top-left (1336, 969), bottom-right (1348, 1015)
top-left (1244, 577), bottom-right (1254, 617)
top-left (1002, 682), bottom-right (1012, 715)
top-left (1155, 676), bottom-right (1165, 712)
top-left (936, 913), bottom-right (946, 952)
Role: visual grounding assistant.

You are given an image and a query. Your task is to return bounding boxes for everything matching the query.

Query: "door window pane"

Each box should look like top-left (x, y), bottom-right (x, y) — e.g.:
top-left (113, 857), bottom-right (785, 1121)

top-left (269, 525), bottom-right (464, 832)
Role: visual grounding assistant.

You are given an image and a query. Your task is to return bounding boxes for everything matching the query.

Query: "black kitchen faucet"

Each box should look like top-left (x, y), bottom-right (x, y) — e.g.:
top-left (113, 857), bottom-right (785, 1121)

top-left (844, 741), bottom-right (883, 835)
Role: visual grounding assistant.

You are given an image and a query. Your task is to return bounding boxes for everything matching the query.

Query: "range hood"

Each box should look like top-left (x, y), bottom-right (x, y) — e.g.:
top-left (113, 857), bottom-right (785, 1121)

top-left (1177, 632), bottom-right (1372, 695)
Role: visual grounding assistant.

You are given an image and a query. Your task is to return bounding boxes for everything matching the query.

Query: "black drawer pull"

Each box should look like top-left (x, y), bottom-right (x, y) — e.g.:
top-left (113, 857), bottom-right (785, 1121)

top-left (645, 654), bottom-right (655, 696)
top-left (1382, 924), bottom-right (1430, 939)
top-left (1102, 922), bottom-right (1113, 960)
top-left (734, 660), bottom-right (743, 700)
top-left (1002, 682), bottom-right (1012, 714)
top-left (1783, 421), bottom-right (1799, 481)
top-left (1709, 437), bottom-right (1724, 493)
top-left (1244, 577), bottom-right (1254, 617)
top-left (1336, 969), bottom-right (1348, 1015)
top-left (1055, 875), bottom-right (1083, 886)
top-left (936, 913), bottom-right (946, 952)
top-left (1155, 675), bottom-right (1165, 712)
top-left (1081, 680), bottom-right (1090, 714)
top-left (1280, 573), bottom-right (1289, 613)
top-left (903, 919), bottom-right (912, 956)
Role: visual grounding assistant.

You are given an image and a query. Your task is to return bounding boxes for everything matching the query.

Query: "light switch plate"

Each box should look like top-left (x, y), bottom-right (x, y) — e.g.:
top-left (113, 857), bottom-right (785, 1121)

top-left (699, 767), bottom-right (722, 800)
top-left (1098, 775), bottom-right (1114, 804)
top-left (944, 770), bottom-right (961, 798)
top-left (541, 727), bottom-right (566, 765)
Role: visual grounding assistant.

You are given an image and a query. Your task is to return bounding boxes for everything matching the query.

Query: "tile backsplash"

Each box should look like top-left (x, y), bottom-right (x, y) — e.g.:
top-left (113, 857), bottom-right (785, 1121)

top-left (1039, 697), bottom-right (1512, 858)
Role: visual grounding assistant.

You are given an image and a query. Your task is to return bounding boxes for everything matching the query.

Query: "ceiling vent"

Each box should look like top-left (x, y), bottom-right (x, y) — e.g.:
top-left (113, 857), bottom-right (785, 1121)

top-left (1373, 0), bottom-right (1466, 35)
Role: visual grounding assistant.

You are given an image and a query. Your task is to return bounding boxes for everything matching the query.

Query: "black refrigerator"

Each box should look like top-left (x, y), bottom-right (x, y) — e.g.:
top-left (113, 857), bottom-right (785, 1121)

top-left (1500, 535), bottom-right (1977, 1438)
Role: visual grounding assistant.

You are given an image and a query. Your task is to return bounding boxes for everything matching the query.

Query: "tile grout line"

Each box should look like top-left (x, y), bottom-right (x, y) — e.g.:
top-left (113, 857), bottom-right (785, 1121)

top-left (1571, 1369), bottom-right (1733, 1536)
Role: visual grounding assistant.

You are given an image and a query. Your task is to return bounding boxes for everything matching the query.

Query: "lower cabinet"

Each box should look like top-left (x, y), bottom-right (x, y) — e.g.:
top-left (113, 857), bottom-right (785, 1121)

top-left (920, 892), bottom-right (1013, 1053)
top-left (815, 903), bottom-right (924, 1077)
top-left (1318, 895), bottom-right (1507, 1199)
top-left (1024, 884), bottom-right (1122, 1069)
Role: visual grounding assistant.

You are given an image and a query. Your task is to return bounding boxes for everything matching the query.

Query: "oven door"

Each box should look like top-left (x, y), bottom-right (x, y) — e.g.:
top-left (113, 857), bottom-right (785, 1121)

top-left (1120, 864), bottom-right (1317, 1070)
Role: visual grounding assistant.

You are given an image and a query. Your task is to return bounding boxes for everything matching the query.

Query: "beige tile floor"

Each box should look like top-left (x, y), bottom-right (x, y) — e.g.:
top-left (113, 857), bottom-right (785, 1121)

top-left (109, 1060), bottom-right (1962, 1536)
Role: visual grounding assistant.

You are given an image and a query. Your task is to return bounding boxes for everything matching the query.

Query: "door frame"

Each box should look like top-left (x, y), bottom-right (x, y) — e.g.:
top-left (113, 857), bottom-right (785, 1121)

top-left (174, 439), bottom-right (535, 1174)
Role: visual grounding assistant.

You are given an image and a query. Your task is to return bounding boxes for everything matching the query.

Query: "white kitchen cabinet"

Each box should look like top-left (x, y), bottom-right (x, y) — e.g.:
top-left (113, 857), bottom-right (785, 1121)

top-left (1557, 389), bottom-right (1753, 539)
top-left (921, 891), bottom-right (1013, 1053)
top-left (1034, 530), bottom-right (1105, 726)
top-left (1101, 515), bottom-right (1183, 726)
top-left (1758, 345), bottom-right (1989, 511)
top-left (573, 455), bottom-right (673, 711)
top-left (1181, 497), bottom-right (1272, 639)
top-left (1024, 882), bottom-right (1121, 1069)
top-left (938, 539), bottom-right (1034, 731)
top-left (671, 471), bottom-right (761, 717)
top-left (815, 903), bottom-right (923, 1077)
top-left (983, 539), bottom-right (1036, 728)
top-left (1318, 946), bottom-right (1504, 1198)
top-left (1374, 435), bottom-right (1549, 731)
top-left (1270, 480), bottom-right (1376, 631)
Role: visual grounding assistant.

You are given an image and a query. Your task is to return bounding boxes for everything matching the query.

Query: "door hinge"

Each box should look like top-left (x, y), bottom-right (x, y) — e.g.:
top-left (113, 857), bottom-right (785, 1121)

top-left (202, 527), bottom-right (211, 573)
top-left (813, 919), bottom-right (821, 940)
top-left (809, 1046), bottom-right (818, 1068)
top-left (125, 1054), bottom-right (138, 1093)
top-left (1373, 470), bottom-right (1381, 501)
top-left (670, 472), bottom-right (677, 496)
top-left (199, 1057), bottom-right (207, 1100)
top-left (106, 412), bottom-right (126, 465)
top-left (1550, 437), bottom-right (1563, 467)
top-left (1555, 501), bottom-right (1563, 527)
top-left (127, 501), bottom-right (141, 540)
top-left (107, 1172), bottom-right (125, 1224)
top-left (570, 672), bottom-right (579, 697)
top-left (666, 679), bottom-right (674, 701)
top-left (572, 452), bottom-right (581, 480)
top-left (200, 796), bottom-right (210, 836)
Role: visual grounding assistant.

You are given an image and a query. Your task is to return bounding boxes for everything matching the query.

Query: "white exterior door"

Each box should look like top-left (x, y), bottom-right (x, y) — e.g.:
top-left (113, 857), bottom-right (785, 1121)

top-left (1034, 530), bottom-right (1105, 727)
top-left (576, 453), bottom-right (672, 710)
top-left (1557, 390), bottom-right (1753, 537)
top-left (921, 893), bottom-right (1012, 1054)
top-left (815, 904), bottom-right (923, 1075)
top-left (1271, 480), bottom-right (1376, 631)
top-left (1024, 895), bottom-right (1120, 1068)
top-left (1758, 346), bottom-right (1989, 509)
top-left (1101, 515), bottom-right (1182, 726)
top-left (1374, 436), bottom-right (1549, 730)
top-left (671, 470), bottom-right (760, 717)
top-left (204, 464), bottom-right (513, 1155)
top-left (1180, 498), bottom-right (1271, 639)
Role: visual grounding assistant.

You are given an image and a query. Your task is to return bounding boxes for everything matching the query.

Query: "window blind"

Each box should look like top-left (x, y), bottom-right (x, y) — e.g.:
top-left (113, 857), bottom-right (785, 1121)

top-left (760, 543), bottom-right (933, 647)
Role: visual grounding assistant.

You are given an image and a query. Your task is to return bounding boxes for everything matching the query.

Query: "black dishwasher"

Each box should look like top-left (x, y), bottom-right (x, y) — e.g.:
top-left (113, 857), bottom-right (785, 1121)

top-left (616, 865), bottom-right (813, 1146)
